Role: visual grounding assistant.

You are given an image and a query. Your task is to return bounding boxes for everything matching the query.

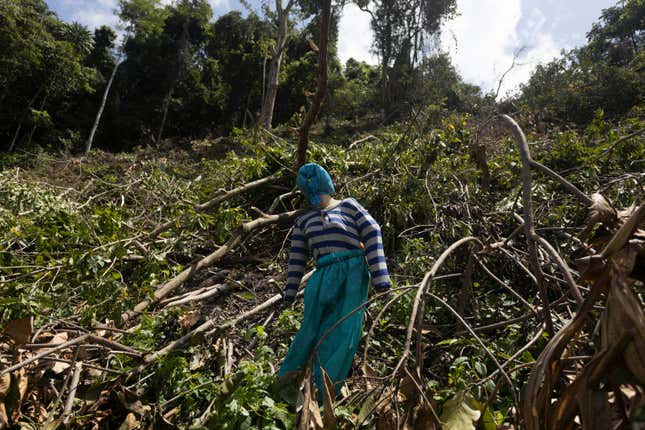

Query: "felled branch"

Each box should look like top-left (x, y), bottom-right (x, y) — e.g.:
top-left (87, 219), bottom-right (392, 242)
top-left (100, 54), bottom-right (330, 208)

top-left (348, 135), bottom-right (377, 150)
top-left (1, 334), bottom-right (140, 376)
top-left (163, 283), bottom-right (230, 308)
top-left (500, 114), bottom-right (553, 334)
top-left (122, 207), bottom-right (303, 324)
top-left (147, 173), bottom-right (280, 239)
top-left (126, 271), bottom-right (313, 378)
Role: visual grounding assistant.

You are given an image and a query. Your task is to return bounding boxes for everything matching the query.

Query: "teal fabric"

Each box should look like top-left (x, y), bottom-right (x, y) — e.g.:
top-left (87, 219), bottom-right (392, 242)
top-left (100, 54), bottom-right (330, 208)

top-left (278, 249), bottom-right (370, 402)
top-left (296, 163), bottom-right (335, 207)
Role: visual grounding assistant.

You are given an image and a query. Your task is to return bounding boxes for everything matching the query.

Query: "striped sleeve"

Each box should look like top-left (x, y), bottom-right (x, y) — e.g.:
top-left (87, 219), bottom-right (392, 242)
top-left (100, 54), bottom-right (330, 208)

top-left (351, 199), bottom-right (392, 290)
top-left (284, 222), bottom-right (308, 299)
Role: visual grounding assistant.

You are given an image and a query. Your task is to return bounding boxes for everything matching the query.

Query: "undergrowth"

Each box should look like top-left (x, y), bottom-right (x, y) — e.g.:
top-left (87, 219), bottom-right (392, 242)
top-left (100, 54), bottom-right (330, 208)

top-left (0, 110), bottom-right (642, 428)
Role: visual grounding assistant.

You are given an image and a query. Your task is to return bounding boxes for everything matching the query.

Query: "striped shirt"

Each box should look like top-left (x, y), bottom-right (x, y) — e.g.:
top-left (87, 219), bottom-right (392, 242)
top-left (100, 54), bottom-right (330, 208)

top-left (284, 197), bottom-right (391, 299)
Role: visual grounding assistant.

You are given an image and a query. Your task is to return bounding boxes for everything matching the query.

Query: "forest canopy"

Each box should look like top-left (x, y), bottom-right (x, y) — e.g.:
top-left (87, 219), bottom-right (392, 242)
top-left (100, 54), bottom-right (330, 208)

top-left (1, 0), bottom-right (641, 154)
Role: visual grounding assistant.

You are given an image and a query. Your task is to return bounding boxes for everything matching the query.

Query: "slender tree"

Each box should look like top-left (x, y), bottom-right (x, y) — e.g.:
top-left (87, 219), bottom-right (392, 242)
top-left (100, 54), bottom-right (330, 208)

top-left (260, 0), bottom-right (296, 129)
top-left (86, 39), bottom-right (127, 154)
top-left (356, 0), bottom-right (456, 119)
top-left (296, 0), bottom-right (331, 168)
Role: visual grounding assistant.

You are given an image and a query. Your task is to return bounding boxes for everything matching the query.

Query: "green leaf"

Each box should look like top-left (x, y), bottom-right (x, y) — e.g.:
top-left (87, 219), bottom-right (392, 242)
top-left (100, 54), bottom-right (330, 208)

top-left (437, 338), bottom-right (459, 346)
top-left (469, 398), bottom-right (497, 430)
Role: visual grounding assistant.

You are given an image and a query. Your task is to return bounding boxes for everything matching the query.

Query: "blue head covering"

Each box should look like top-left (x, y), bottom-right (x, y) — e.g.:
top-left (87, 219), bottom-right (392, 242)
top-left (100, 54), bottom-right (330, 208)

top-left (296, 163), bottom-right (335, 207)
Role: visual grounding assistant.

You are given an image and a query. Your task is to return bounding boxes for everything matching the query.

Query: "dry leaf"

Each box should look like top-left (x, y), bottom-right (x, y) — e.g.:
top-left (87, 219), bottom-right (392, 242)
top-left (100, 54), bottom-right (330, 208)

top-left (321, 368), bottom-right (336, 429)
top-left (361, 363), bottom-right (377, 390)
top-left (48, 332), bottom-right (68, 345)
top-left (415, 404), bottom-right (439, 430)
top-left (118, 413), bottom-right (139, 430)
top-left (0, 374), bottom-right (9, 400)
top-left (298, 370), bottom-right (323, 430)
top-left (15, 369), bottom-right (27, 405)
top-left (0, 403), bottom-right (8, 430)
top-left (2, 317), bottom-right (33, 346)
top-left (50, 361), bottom-right (70, 374)
top-left (178, 311), bottom-right (200, 332)
top-left (439, 392), bottom-right (481, 430)
top-left (309, 400), bottom-right (323, 429)
top-left (399, 372), bottom-right (421, 403)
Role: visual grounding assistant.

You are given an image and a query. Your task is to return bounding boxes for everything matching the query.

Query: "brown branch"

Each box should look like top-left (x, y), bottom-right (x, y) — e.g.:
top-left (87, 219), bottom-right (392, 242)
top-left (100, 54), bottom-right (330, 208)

top-left (587, 126), bottom-right (645, 164)
top-left (62, 362), bottom-right (83, 424)
top-left (268, 187), bottom-right (298, 214)
top-left (500, 114), bottom-right (553, 335)
top-left (241, 208), bottom-right (305, 233)
top-left (126, 271), bottom-right (313, 379)
top-left (475, 256), bottom-right (538, 314)
top-left (1, 334), bottom-right (90, 375)
top-left (148, 173), bottom-right (280, 239)
top-left (296, 0), bottom-right (331, 168)
top-left (392, 237), bottom-right (483, 379)
top-left (427, 291), bottom-right (522, 422)
top-left (348, 135), bottom-right (377, 150)
top-left (534, 236), bottom-right (584, 307)
top-left (528, 160), bottom-right (592, 206)
top-left (163, 283), bottom-right (231, 308)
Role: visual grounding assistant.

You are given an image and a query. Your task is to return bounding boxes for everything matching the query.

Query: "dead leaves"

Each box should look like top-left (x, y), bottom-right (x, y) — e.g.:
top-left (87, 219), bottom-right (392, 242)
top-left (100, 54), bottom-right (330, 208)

top-left (297, 367), bottom-right (323, 430)
top-left (0, 373), bottom-right (9, 429)
top-left (522, 203), bottom-right (645, 430)
top-left (321, 368), bottom-right (336, 429)
top-left (2, 317), bottom-right (33, 346)
top-left (0, 368), bottom-right (28, 429)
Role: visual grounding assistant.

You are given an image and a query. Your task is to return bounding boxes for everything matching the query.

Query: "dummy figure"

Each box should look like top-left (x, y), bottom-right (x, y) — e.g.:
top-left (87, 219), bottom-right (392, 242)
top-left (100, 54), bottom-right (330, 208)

top-left (277, 163), bottom-right (392, 399)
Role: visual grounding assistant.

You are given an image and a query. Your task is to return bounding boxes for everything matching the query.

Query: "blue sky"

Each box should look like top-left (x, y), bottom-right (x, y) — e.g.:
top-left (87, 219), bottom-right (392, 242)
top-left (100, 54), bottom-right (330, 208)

top-left (46, 0), bottom-right (618, 97)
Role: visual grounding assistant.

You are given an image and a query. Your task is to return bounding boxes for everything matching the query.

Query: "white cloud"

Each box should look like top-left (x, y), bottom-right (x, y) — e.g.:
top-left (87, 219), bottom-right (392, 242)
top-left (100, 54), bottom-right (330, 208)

top-left (72, 9), bottom-right (119, 29)
top-left (440, 0), bottom-right (562, 98)
top-left (338, 3), bottom-right (378, 66)
top-left (209, 0), bottom-right (231, 9)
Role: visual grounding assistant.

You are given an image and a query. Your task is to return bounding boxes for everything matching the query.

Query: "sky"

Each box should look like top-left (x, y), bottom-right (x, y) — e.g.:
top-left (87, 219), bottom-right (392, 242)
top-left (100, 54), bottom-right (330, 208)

top-left (46, 0), bottom-right (617, 98)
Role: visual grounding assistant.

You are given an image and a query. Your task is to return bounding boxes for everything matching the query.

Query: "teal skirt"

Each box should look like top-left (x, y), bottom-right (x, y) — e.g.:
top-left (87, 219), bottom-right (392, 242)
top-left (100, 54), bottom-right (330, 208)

top-left (278, 249), bottom-right (370, 400)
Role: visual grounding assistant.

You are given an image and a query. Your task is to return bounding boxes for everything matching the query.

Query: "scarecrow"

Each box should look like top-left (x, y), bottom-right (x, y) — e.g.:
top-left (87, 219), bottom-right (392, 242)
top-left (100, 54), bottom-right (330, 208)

top-left (278, 163), bottom-right (392, 398)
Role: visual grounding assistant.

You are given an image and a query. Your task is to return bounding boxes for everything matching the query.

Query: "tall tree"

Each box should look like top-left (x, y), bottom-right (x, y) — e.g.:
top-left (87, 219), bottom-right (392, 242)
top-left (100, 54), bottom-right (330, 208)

top-left (156, 0), bottom-right (212, 142)
top-left (206, 12), bottom-right (271, 130)
top-left (260, 0), bottom-right (297, 129)
top-left (86, 32), bottom-right (125, 154)
top-left (356, 0), bottom-right (456, 119)
top-left (1, 1), bottom-right (94, 151)
top-left (296, 0), bottom-right (332, 167)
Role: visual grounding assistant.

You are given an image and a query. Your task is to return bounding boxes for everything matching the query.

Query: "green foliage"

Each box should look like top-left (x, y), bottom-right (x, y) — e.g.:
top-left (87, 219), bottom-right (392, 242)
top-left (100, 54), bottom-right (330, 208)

top-left (516, 0), bottom-right (644, 125)
top-left (199, 347), bottom-right (294, 429)
top-left (0, 0), bottom-right (96, 152)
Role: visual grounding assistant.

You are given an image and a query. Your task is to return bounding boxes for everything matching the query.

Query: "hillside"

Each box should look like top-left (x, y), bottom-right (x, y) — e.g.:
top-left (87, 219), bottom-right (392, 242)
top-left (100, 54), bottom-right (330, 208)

top-left (1, 111), bottom-right (643, 428)
top-left (1, 0), bottom-right (644, 428)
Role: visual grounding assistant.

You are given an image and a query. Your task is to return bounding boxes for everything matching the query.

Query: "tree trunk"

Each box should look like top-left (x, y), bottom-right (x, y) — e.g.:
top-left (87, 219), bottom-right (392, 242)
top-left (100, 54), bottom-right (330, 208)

top-left (380, 64), bottom-right (388, 120)
top-left (260, 0), bottom-right (294, 130)
top-left (157, 86), bottom-right (174, 145)
top-left (296, 0), bottom-right (331, 168)
top-left (261, 53), bottom-right (283, 129)
top-left (157, 23), bottom-right (188, 144)
top-left (86, 47), bottom-right (124, 154)
top-left (8, 85), bottom-right (45, 152)
top-left (25, 90), bottom-right (49, 148)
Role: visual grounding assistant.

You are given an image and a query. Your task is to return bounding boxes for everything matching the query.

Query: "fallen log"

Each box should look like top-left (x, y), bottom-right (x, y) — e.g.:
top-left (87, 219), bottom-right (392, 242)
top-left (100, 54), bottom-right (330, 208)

top-left (122, 208), bottom-right (305, 324)
top-left (164, 283), bottom-right (231, 308)
top-left (147, 173), bottom-right (281, 239)
top-left (122, 234), bottom-right (242, 323)
top-left (1, 334), bottom-right (141, 376)
top-left (127, 271), bottom-right (312, 379)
